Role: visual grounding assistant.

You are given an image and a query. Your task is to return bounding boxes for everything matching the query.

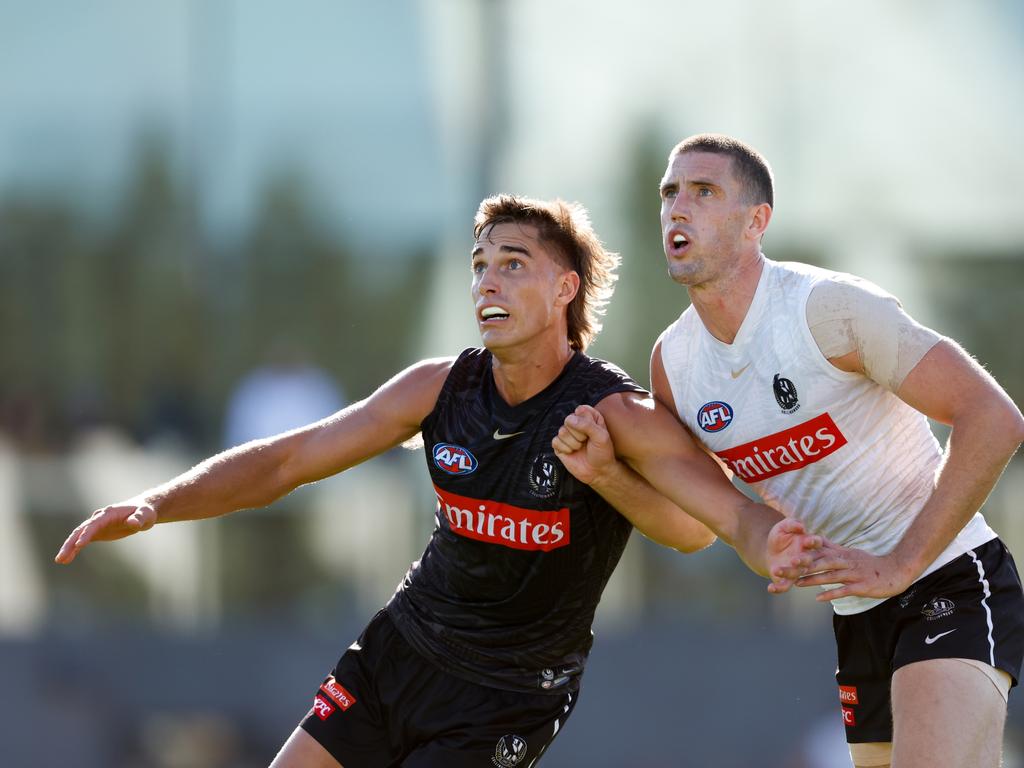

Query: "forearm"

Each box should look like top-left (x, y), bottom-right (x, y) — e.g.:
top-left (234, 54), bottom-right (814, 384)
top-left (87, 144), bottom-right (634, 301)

top-left (588, 460), bottom-right (716, 552)
top-left (144, 438), bottom-right (299, 523)
top-left (890, 409), bottom-right (1023, 580)
top-left (624, 448), bottom-right (788, 573)
top-left (725, 501), bottom-right (784, 577)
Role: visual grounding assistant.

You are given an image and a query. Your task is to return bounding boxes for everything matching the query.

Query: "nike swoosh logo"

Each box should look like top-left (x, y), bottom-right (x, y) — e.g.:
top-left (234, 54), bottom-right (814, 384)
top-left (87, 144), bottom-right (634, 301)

top-left (493, 429), bottom-right (525, 440)
top-left (731, 363), bottom-right (751, 379)
top-left (924, 629), bottom-right (957, 645)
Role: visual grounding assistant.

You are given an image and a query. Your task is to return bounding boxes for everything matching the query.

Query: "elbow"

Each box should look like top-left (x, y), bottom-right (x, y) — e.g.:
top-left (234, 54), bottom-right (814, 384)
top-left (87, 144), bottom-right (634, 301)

top-left (1011, 408), bottom-right (1024, 449)
top-left (675, 529), bottom-right (718, 554)
top-left (249, 440), bottom-right (302, 505)
top-left (992, 402), bottom-right (1024, 455)
top-left (957, 399), bottom-right (1024, 457)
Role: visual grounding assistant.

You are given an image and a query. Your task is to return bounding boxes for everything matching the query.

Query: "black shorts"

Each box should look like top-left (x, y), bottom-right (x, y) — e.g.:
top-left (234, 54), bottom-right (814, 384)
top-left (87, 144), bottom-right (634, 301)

top-left (833, 537), bottom-right (1024, 743)
top-left (299, 610), bottom-right (578, 767)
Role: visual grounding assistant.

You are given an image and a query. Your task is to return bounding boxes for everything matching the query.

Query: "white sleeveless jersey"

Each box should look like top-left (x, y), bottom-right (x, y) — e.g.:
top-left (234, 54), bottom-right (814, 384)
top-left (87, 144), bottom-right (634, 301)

top-left (661, 259), bottom-right (995, 614)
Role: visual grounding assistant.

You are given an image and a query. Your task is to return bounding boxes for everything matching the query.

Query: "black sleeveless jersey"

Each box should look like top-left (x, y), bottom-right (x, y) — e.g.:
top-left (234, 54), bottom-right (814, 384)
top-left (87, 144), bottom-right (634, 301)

top-left (385, 347), bottom-right (646, 694)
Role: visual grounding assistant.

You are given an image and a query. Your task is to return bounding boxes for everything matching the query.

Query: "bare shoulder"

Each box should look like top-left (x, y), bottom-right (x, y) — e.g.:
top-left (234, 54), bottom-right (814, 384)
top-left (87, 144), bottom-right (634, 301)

top-left (650, 329), bottom-right (672, 372)
top-left (399, 355), bottom-right (457, 385)
top-left (649, 336), bottom-right (679, 412)
top-left (379, 356), bottom-right (456, 421)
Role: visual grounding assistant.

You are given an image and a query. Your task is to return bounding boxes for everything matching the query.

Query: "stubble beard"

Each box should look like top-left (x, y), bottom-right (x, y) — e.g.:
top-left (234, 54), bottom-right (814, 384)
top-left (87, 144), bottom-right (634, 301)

top-left (665, 254), bottom-right (703, 287)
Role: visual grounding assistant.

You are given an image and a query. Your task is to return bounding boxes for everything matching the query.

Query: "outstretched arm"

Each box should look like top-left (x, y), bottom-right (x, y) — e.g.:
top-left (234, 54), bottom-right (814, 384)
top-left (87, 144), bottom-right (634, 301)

top-left (553, 404), bottom-right (716, 553)
top-left (55, 358), bottom-right (453, 564)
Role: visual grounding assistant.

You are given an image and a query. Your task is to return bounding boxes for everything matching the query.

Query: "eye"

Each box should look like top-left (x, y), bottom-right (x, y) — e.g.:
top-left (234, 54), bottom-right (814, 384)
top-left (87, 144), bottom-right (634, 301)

top-left (697, 186), bottom-right (713, 197)
top-left (471, 261), bottom-right (485, 274)
top-left (660, 186), bottom-right (677, 200)
top-left (507, 258), bottom-right (523, 270)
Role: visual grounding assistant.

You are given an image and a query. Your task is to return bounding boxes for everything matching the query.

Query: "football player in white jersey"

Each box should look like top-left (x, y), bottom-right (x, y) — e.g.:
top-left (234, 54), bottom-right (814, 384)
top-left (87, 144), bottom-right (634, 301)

top-left (554, 134), bottom-right (1024, 768)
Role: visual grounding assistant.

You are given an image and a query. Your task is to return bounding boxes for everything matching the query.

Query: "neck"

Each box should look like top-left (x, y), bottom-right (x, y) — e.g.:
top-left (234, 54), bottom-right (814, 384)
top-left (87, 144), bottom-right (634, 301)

top-left (688, 251), bottom-right (765, 344)
top-left (490, 338), bottom-right (575, 406)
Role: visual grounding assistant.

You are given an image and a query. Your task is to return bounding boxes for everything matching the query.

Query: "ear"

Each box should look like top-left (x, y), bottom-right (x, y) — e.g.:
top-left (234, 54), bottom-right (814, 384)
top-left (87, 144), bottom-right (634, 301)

top-left (747, 203), bottom-right (772, 242)
top-left (555, 270), bottom-right (581, 307)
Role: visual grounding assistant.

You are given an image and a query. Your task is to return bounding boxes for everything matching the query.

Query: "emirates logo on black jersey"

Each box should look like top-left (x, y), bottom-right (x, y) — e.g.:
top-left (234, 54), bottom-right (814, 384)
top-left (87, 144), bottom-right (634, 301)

top-left (434, 486), bottom-right (570, 551)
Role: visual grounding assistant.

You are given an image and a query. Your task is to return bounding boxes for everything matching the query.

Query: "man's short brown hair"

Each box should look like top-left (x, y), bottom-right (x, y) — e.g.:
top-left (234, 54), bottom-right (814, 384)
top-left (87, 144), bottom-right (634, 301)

top-left (671, 134), bottom-right (774, 208)
top-left (474, 195), bottom-right (619, 352)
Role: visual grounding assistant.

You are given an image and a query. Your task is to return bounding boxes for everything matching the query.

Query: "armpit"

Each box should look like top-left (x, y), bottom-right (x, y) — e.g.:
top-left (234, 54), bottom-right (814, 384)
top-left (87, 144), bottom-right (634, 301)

top-left (806, 276), bottom-right (942, 392)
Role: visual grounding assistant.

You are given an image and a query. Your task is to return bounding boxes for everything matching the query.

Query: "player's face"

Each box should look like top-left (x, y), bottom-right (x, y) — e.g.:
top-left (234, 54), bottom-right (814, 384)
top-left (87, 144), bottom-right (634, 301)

top-left (659, 151), bottom-right (754, 287)
top-left (471, 222), bottom-right (575, 354)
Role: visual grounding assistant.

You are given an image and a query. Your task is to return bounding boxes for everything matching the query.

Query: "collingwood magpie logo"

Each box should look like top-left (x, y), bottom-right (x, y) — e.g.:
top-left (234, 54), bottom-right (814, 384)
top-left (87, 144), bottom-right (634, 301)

top-left (921, 596), bottom-right (955, 621)
top-left (773, 373), bottom-right (800, 414)
top-left (528, 454), bottom-right (560, 499)
top-left (492, 734), bottom-right (528, 767)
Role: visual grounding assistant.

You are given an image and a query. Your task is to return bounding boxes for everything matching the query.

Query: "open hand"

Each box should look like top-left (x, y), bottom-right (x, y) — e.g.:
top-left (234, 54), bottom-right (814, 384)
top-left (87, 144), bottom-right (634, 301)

top-left (765, 518), bottom-right (824, 594)
top-left (54, 499), bottom-right (158, 565)
top-left (794, 542), bottom-right (913, 602)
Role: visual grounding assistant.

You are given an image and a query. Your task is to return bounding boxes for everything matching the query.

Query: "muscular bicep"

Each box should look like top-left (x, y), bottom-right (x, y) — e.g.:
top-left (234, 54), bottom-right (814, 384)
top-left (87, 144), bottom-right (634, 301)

top-left (597, 392), bottom-right (747, 537)
top-left (280, 358), bottom-right (452, 487)
top-left (896, 339), bottom-right (1016, 426)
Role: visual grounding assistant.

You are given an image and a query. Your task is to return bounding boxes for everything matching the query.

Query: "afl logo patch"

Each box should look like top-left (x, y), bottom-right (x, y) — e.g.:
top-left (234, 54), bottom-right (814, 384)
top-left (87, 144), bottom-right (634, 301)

top-left (697, 401), bottom-right (734, 433)
top-left (432, 443), bottom-right (478, 475)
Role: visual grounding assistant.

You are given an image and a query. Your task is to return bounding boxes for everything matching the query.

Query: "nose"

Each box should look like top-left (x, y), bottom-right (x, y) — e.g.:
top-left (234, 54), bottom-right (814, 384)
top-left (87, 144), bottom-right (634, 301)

top-left (475, 264), bottom-right (499, 295)
top-left (669, 193), bottom-right (690, 222)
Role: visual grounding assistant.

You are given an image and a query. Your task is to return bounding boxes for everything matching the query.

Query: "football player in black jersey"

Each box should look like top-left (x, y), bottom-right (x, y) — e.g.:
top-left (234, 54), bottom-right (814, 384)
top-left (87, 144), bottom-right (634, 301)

top-left (56, 195), bottom-right (825, 768)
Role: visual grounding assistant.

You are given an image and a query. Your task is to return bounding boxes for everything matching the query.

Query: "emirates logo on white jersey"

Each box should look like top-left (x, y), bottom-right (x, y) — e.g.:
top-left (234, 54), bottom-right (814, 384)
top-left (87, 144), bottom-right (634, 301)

top-left (715, 413), bottom-right (847, 482)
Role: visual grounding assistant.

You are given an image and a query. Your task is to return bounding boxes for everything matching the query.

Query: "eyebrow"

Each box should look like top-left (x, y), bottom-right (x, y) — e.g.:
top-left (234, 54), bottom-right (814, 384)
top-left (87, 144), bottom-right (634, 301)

top-left (660, 178), bottom-right (724, 198)
top-left (471, 243), bottom-right (533, 257)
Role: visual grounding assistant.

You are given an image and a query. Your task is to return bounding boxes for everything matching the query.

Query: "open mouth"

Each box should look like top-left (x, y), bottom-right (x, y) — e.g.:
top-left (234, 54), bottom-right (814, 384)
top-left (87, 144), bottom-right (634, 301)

top-left (480, 305), bottom-right (510, 322)
top-left (668, 231), bottom-right (690, 255)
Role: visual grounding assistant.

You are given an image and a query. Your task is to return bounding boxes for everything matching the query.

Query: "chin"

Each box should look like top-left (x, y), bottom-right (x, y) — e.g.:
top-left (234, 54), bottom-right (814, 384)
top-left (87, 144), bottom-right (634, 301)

top-left (667, 267), bottom-right (698, 286)
top-left (480, 331), bottom-right (510, 351)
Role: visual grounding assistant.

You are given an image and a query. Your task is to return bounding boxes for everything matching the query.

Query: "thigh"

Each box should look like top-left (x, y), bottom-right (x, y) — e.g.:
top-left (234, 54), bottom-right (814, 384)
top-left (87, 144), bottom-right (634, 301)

top-left (891, 658), bottom-right (1006, 768)
top-left (893, 539), bottom-right (1024, 683)
top-left (271, 727), bottom-right (345, 768)
top-left (848, 741), bottom-right (891, 768)
top-left (402, 686), bottom-right (578, 768)
top-left (833, 610), bottom-right (895, 744)
top-left (299, 611), bottom-right (405, 768)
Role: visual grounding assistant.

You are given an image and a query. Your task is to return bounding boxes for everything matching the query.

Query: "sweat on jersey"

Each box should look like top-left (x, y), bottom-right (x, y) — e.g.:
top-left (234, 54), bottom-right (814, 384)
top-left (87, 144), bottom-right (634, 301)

top-left (660, 258), bottom-right (995, 615)
top-left (386, 347), bottom-right (646, 693)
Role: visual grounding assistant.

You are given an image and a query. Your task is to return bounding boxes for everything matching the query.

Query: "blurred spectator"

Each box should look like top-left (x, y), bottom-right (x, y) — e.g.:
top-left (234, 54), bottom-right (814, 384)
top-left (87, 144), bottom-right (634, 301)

top-left (141, 374), bottom-right (206, 452)
top-left (0, 387), bottom-right (60, 453)
top-left (0, 435), bottom-right (45, 635)
top-left (222, 339), bottom-right (345, 449)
